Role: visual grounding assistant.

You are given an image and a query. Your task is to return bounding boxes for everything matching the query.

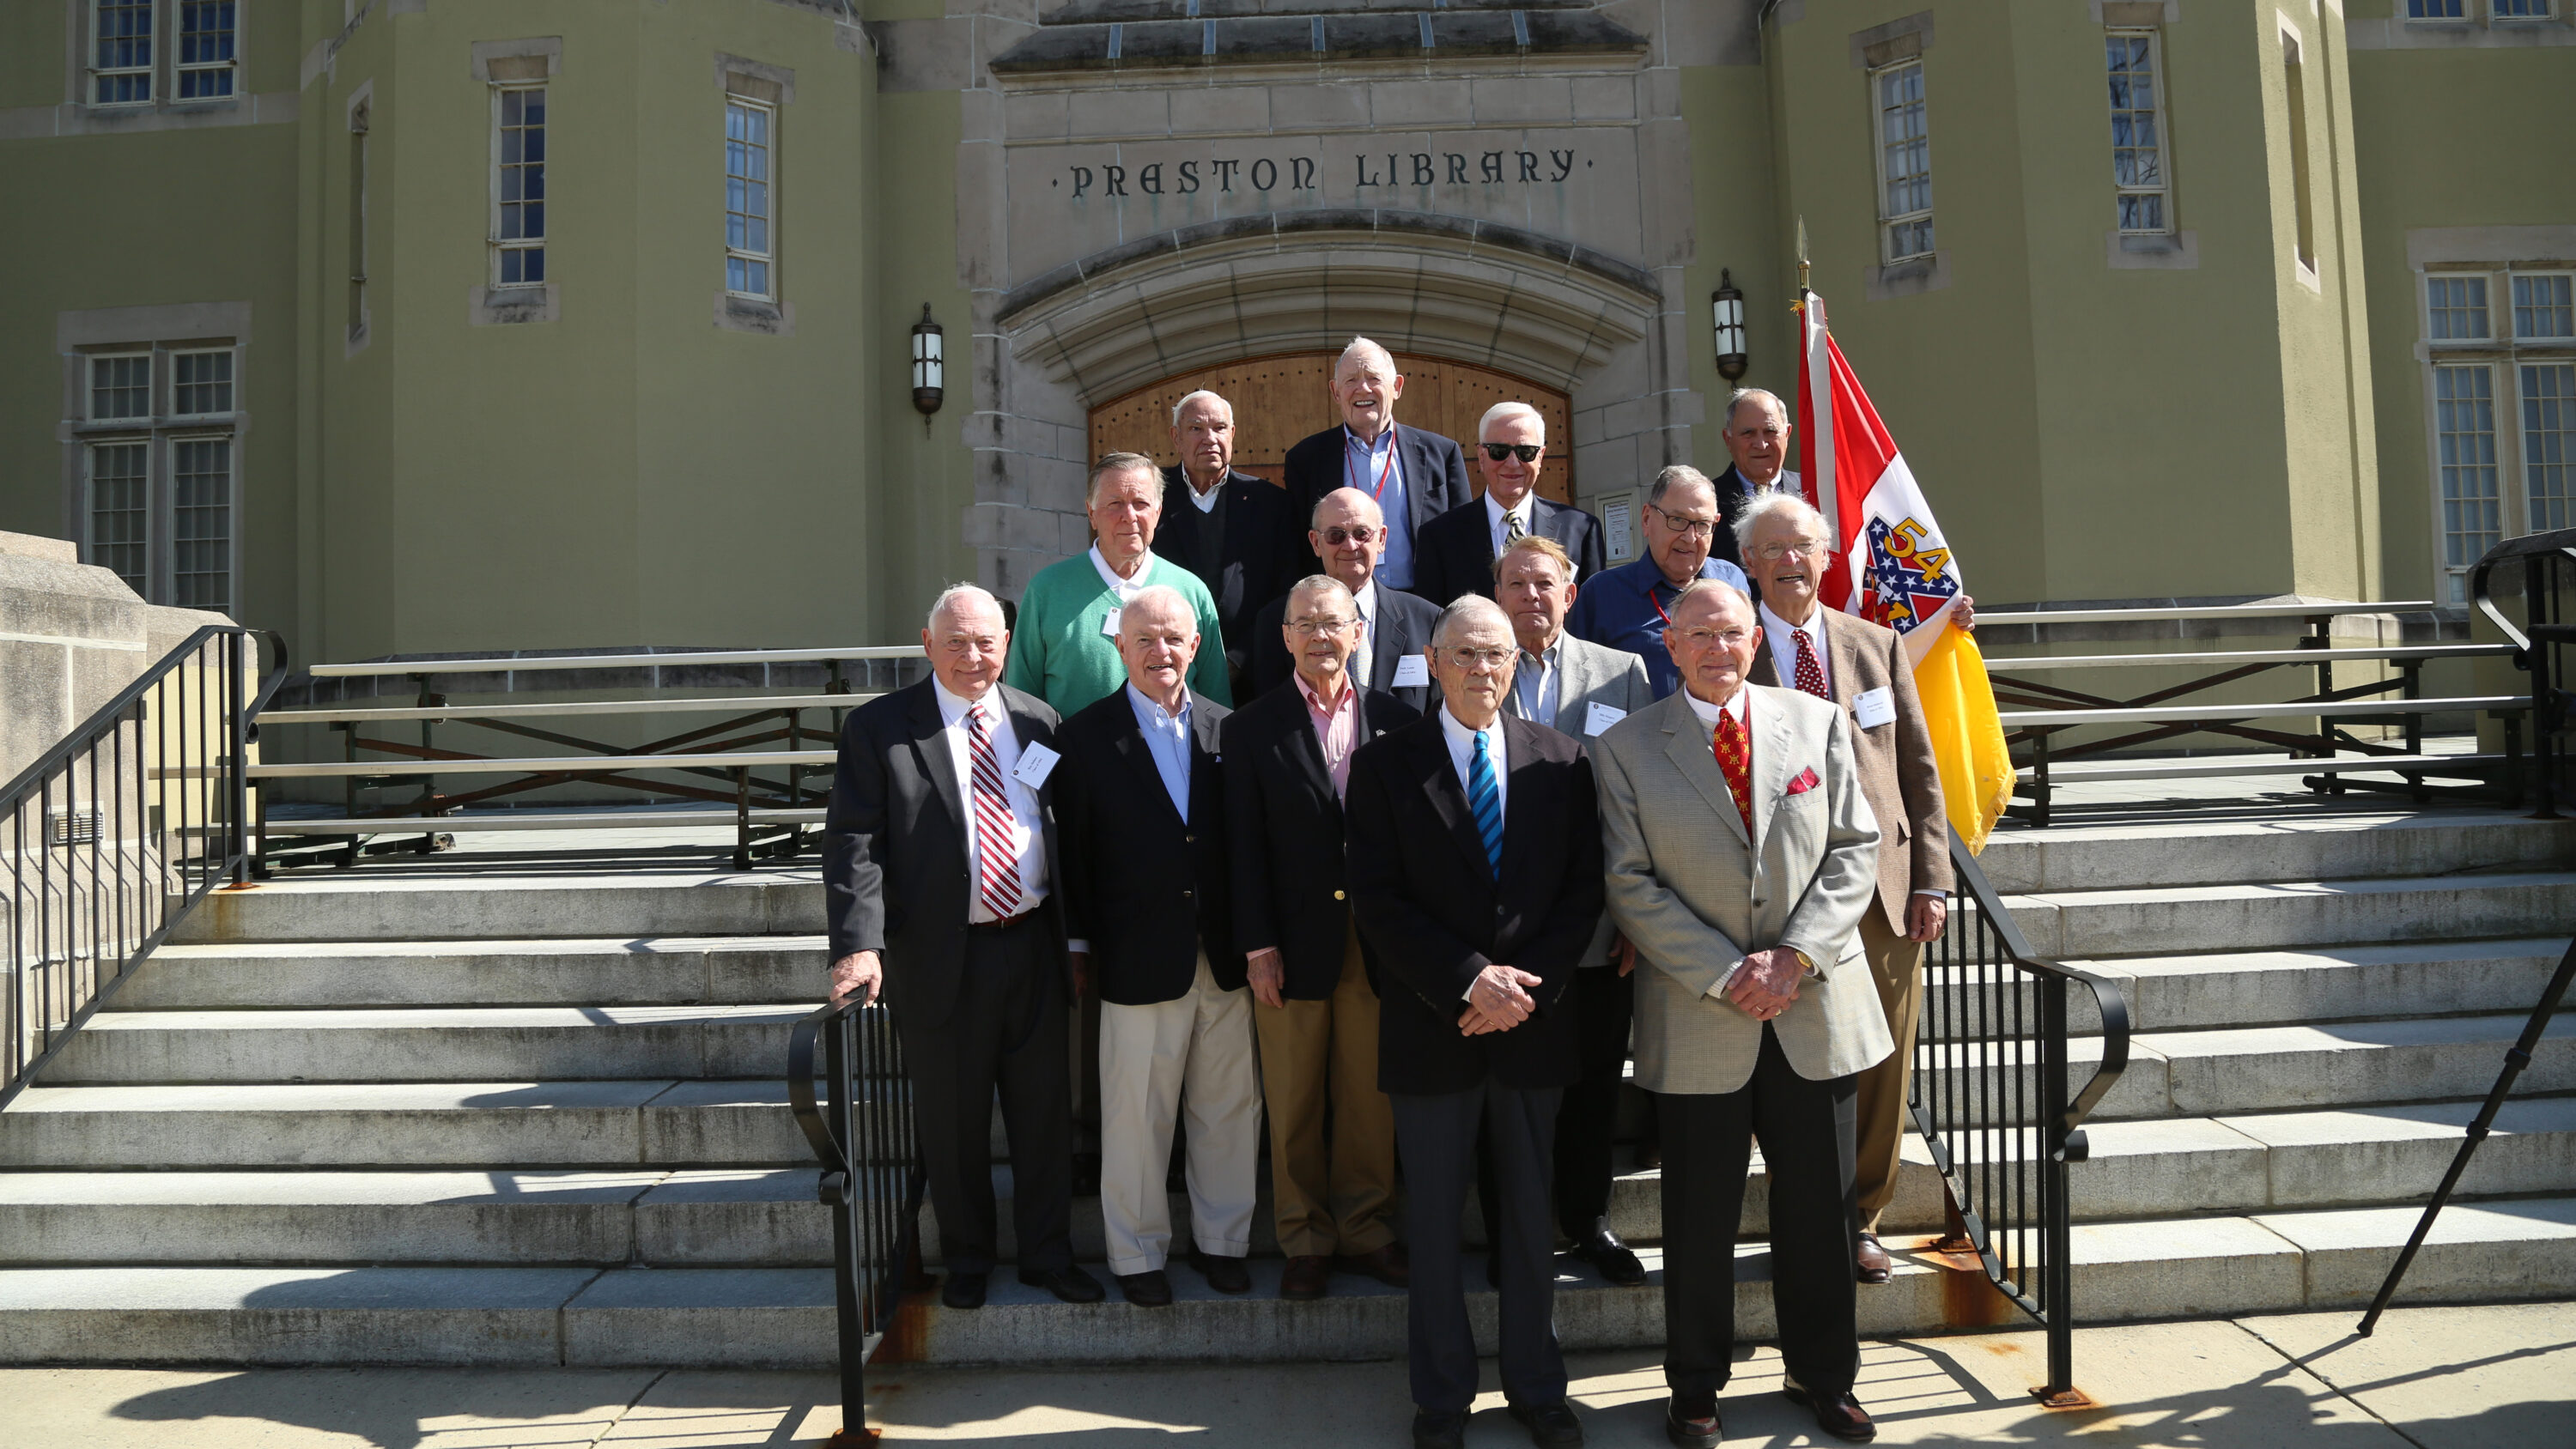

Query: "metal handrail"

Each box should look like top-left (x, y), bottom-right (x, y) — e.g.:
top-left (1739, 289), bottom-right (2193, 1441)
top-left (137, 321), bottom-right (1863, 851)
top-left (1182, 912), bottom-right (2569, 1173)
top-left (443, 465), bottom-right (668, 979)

top-left (307, 644), bottom-right (923, 677)
top-left (788, 996), bottom-right (925, 1449)
top-left (3, 624), bottom-right (288, 1109)
top-left (1978, 600), bottom-right (2435, 627)
top-left (1911, 839), bottom-right (2132, 1404)
top-left (2469, 525), bottom-right (2576, 816)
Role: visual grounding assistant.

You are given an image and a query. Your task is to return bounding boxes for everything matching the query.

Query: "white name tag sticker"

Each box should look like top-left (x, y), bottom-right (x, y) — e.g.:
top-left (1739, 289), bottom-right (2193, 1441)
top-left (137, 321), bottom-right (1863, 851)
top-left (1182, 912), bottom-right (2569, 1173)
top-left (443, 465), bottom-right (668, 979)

top-left (1391, 654), bottom-right (1431, 688)
top-left (1099, 609), bottom-right (1122, 638)
top-left (1583, 701), bottom-right (1627, 737)
top-left (1853, 686), bottom-right (1897, 730)
top-left (1012, 742), bottom-right (1061, 789)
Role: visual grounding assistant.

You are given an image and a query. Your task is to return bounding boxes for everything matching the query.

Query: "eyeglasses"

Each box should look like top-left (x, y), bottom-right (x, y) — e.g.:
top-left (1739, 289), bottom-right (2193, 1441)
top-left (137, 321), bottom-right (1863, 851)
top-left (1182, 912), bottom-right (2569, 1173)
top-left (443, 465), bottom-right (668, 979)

top-left (1442, 646), bottom-right (1515, 670)
top-left (1648, 506), bottom-right (1719, 540)
top-left (1287, 616), bottom-right (1356, 637)
top-left (1480, 442), bottom-right (1542, 464)
top-left (1753, 540), bottom-right (1829, 561)
top-left (1319, 525), bottom-right (1379, 546)
top-left (1675, 627), bottom-right (1754, 650)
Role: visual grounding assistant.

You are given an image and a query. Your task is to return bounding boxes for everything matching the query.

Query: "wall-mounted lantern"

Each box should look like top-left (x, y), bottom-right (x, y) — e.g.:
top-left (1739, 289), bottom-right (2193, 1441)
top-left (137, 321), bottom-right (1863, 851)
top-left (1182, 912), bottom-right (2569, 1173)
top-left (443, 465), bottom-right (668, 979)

top-left (910, 304), bottom-right (945, 422)
top-left (1711, 270), bottom-right (1748, 383)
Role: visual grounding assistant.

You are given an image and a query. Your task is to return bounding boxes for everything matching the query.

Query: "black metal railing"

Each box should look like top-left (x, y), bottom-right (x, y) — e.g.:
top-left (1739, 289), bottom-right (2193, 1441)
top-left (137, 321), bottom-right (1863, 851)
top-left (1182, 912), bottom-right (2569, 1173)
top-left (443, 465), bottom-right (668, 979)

top-left (1910, 839), bottom-right (2132, 1404)
top-left (3, 625), bottom-right (288, 1107)
top-left (788, 997), bottom-right (926, 1448)
top-left (2470, 525), bottom-right (2576, 817)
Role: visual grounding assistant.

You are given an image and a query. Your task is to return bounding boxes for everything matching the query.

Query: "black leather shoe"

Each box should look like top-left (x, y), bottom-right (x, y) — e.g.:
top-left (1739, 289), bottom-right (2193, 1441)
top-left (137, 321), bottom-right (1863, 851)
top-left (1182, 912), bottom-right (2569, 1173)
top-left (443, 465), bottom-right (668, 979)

top-left (1188, 1248), bottom-right (1250, 1294)
top-left (1412, 1410), bottom-right (1468, 1449)
top-left (1782, 1381), bottom-right (1875, 1442)
top-left (1568, 1220), bottom-right (1647, 1287)
top-left (1115, 1269), bottom-right (1172, 1307)
top-left (1664, 1392), bottom-right (1721, 1448)
top-left (1508, 1399), bottom-right (1585, 1447)
top-left (1018, 1264), bottom-right (1106, 1304)
top-left (939, 1271), bottom-right (987, 1309)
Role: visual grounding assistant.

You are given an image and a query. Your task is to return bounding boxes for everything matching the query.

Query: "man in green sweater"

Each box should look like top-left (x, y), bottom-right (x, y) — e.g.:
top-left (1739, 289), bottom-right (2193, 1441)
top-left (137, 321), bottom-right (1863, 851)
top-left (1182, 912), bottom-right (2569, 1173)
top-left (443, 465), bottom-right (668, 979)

top-left (1005, 452), bottom-right (1232, 714)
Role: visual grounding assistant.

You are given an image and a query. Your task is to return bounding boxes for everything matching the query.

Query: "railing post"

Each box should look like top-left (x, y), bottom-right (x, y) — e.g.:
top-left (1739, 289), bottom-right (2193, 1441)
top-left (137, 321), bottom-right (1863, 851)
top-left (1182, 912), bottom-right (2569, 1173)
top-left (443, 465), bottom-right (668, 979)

top-left (228, 633), bottom-right (251, 885)
top-left (2036, 972), bottom-right (2080, 1405)
top-left (2530, 555), bottom-right (2562, 820)
top-left (823, 1013), bottom-right (876, 1446)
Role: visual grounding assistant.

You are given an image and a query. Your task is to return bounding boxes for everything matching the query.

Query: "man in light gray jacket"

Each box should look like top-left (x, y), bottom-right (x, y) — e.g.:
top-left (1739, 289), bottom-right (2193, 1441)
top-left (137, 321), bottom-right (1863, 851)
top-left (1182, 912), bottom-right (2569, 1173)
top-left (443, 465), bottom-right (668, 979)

top-left (1593, 579), bottom-right (1884, 1448)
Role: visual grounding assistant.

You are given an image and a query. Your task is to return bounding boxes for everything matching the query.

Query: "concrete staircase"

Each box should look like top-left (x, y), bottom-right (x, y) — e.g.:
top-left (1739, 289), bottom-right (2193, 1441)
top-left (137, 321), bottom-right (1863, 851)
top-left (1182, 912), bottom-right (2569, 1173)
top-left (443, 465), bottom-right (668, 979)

top-left (2, 808), bottom-right (2572, 1367)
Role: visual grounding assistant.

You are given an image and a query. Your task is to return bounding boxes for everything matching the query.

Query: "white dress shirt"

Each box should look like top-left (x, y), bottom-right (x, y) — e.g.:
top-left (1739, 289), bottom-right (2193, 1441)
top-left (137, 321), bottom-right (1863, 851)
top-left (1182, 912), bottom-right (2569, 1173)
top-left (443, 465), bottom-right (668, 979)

top-left (1185, 476), bottom-right (1224, 512)
top-left (1090, 544), bottom-right (1158, 603)
top-left (931, 676), bottom-right (1048, 921)
top-left (1485, 491), bottom-right (1536, 557)
top-left (1759, 599), bottom-right (1831, 697)
top-left (1514, 635), bottom-right (1562, 729)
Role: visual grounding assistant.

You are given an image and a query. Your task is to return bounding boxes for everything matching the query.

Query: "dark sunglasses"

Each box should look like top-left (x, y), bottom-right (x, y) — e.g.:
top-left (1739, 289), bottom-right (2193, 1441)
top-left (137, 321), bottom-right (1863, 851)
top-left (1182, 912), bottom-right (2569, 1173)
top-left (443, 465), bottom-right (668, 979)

top-left (1480, 442), bottom-right (1542, 464)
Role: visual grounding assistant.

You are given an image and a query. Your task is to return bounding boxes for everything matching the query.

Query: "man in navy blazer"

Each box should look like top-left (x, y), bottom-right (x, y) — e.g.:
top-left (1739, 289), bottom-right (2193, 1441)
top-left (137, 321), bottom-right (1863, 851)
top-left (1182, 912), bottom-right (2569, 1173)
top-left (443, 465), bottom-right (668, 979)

top-left (1281, 337), bottom-right (1473, 595)
top-left (1157, 389), bottom-right (1307, 700)
top-left (1408, 401), bottom-right (1606, 606)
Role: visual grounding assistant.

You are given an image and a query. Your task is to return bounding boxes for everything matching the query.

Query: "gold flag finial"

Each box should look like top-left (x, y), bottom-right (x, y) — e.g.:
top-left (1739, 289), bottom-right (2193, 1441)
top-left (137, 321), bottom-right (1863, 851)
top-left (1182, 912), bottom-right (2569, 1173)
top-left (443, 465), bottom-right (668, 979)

top-left (1795, 215), bottom-right (1810, 294)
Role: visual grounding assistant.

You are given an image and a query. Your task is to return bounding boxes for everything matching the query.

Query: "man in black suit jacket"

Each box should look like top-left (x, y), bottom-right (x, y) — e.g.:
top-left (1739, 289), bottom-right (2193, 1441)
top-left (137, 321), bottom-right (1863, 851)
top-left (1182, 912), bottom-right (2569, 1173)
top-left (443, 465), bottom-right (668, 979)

top-left (1248, 487), bottom-right (1443, 712)
top-left (1410, 400), bottom-right (1607, 607)
top-left (1280, 337), bottom-right (1473, 595)
top-left (823, 585), bottom-right (1105, 1310)
top-left (1055, 585), bottom-right (1260, 1308)
top-left (1157, 390), bottom-right (1306, 700)
top-left (1345, 593), bottom-right (1603, 1449)
top-left (1224, 574), bottom-right (1420, 1301)
top-left (1710, 386), bottom-right (1804, 575)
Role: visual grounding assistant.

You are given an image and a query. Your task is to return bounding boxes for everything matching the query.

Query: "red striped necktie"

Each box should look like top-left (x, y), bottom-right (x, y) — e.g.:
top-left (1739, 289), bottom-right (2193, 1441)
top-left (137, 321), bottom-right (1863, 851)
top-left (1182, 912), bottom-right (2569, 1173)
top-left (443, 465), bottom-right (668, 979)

top-left (965, 706), bottom-right (1024, 919)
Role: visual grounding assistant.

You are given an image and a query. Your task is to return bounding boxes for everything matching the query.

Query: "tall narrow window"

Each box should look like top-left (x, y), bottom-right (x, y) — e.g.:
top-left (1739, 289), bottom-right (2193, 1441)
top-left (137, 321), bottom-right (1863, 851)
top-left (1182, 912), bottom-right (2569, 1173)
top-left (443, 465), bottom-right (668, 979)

top-left (725, 99), bottom-right (775, 300)
top-left (87, 442), bottom-right (150, 596)
top-left (90, 355), bottom-right (151, 420)
top-left (2281, 35), bottom-right (2315, 273)
top-left (2513, 274), bottom-right (2575, 342)
top-left (349, 103), bottom-right (370, 340)
top-left (173, 350), bottom-right (233, 415)
top-left (93, 0), bottom-right (154, 105)
top-left (2527, 364), bottom-right (2576, 532)
top-left (2106, 30), bottom-right (2172, 234)
top-left (176, 1), bottom-right (237, 99)
top-left (494, 86), bottom-right (548, 287)
top-left (172, 437), bottom-right (233, 612)
top-left (2427, 276), bottom-right (2492, 341)
top-left (1873, 60), bottom-right (1934, 264)
top-left (2435, 365), bottom-right (2500, 602)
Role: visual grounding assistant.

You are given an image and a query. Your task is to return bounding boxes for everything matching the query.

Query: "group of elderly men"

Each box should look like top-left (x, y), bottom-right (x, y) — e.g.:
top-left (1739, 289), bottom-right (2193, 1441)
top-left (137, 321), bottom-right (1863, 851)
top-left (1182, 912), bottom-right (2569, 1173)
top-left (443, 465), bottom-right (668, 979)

top-left (822, 337), bottom-right (1970, 1449)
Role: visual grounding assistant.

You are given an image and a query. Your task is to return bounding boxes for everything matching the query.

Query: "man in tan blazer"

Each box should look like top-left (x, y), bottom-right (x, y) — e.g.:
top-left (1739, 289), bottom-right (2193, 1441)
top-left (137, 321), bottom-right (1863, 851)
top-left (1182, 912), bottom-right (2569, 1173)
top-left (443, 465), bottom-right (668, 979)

top-left (1594, 579), bottom-right (1886, 1447)
top-left (1739, 491), bottom-right (1953, 1286)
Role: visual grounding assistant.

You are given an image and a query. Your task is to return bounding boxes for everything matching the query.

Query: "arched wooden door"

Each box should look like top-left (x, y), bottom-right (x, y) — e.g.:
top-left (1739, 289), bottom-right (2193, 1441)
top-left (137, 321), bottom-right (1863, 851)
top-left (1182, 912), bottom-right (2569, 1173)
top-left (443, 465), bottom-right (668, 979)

top-left (1087, 353), bottom-right (1574, 503)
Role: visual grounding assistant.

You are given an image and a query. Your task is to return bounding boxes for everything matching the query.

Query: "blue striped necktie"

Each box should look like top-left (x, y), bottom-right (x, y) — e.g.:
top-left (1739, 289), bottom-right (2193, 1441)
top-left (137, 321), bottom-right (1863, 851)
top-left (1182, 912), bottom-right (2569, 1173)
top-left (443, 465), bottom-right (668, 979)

top-left (1467, 729), bottom-right (1504, 877)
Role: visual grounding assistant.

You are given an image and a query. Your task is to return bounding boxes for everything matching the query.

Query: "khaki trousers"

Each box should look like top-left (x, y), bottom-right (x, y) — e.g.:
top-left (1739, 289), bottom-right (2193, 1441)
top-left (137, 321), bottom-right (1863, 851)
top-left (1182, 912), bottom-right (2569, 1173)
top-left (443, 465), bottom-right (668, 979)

top-left (1252, 922), bottom-right (1399, 1258)
top-left (1098, 955), bottom-right (1261, 1276)
top-left (1852, 907), bottom-right (1926, 1231)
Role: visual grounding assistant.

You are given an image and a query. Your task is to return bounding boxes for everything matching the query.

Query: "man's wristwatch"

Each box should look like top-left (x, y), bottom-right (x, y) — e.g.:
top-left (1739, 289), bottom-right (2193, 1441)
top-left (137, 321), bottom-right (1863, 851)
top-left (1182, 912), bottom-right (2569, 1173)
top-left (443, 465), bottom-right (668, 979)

top-left (1789, 948), bottom-right (1817, 977)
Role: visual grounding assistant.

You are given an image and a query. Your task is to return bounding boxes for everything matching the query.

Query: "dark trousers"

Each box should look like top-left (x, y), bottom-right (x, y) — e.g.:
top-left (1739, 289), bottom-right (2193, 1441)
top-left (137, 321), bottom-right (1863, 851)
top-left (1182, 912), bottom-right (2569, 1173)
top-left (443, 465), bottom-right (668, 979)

top-left (1393, 1080), bottom-right (1567, 1415)
top-left (1659, 1024), bottom-right (1861, 1399)
top-left (896, 919), bottom-right (1073, 1276)
top-left (1476, 966), bottom-right (1631, 1251)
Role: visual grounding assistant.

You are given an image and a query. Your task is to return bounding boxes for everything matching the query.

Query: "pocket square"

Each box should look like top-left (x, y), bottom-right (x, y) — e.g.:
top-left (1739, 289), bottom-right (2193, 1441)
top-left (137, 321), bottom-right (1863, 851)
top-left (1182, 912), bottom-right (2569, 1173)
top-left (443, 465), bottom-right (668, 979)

top-left (1784, 767), bottom-right (1821, 796)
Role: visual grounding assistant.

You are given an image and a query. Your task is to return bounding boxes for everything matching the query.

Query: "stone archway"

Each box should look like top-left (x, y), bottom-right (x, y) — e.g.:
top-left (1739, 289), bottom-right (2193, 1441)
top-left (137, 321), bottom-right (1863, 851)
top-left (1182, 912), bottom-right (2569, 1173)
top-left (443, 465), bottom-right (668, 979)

top-left (1086, 351), bottom-right (1576, 502)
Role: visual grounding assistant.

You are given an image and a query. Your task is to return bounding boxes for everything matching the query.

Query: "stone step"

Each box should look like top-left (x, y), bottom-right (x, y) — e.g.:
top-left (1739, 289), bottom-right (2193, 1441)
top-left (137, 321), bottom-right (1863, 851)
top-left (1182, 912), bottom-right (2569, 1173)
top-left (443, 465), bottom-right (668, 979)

top-left (5, 1197), bottom-right (2572, 1366)
top-left (173, 870), bottom-right (823, 944)
top-left (2051, 938), bottom-right (2569, 1034)
top-left (43, 1007), bottom-right (815, 1085)
top-left (1977, 810), bottom-right (2576, 894)
top-left (117, 937), bottom-right (827, 1009)
top-left (2002, 871), bottom-right (2576, 959)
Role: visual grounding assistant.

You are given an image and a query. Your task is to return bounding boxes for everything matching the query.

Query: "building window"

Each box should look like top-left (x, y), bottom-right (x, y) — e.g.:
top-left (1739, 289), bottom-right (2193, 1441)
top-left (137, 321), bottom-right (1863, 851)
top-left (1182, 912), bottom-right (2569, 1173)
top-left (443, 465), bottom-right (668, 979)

top-left (2406, 0), bottom-right (2465, 15)
top-left (1873, 60), bottom-right (1934, 264)
top-left (2281, 34), bottom-right (2315, 273)
top-left (86, 441), bottom-right (151, 596)
top-left (91, 354), bottom-right (151, 420)
top-left (175, 1), bottom-right (236, 99)
top-left (2528, 364), bottom-right (2576, 532)
top-left (173, 349), bottom-right (233, 415)
top-left (2105, 29), bottom-right (2172, 235)
top-left (725, 98), bottom-right (775, 300)
top-left (2435, 366), bottom-right (2501, 601)
top-left (2427, 276), bottom-right (2492, 341)
top-left (172, 437), bottom-right (233, 611)
top-left (349, 100), bottom-right (370, 345)
top-left (2493, 0), bottom-right (2551, 17)
top-left (92, 0), bottom-right (154, 106)
top-left (494, 86), bottom-right (548, 287)
top-left (2513, 274), bottom-right (2575, 342)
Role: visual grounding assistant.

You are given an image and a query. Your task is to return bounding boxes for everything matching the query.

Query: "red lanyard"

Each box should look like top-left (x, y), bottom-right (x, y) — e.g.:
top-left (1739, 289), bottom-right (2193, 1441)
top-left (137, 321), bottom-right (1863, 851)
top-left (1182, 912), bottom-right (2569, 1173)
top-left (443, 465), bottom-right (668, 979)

top-left (1649, 585), bottom-right (1675, 628)
top-left (1346, 429), bottom-right (1398, 502)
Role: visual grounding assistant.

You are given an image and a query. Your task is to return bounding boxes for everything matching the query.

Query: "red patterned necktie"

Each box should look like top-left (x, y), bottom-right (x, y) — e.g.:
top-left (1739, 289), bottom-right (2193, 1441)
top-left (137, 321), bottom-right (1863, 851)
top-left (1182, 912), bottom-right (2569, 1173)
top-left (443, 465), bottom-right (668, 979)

top-left (1712, 707), bottom-right (1754, 836)
top-left (1792, 627), bottom-right (1830, 699)
top-left (965, 706), bottom-right (1024, 919)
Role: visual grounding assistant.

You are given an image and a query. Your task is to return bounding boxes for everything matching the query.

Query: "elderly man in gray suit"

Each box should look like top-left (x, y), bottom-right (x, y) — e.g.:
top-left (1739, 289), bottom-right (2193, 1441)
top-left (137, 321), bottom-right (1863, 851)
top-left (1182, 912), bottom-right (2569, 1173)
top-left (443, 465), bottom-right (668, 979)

top-left (1593, 579), bottom-right (1885, 1447)
top-left (1491, 534), bottom-right (1656, 1287)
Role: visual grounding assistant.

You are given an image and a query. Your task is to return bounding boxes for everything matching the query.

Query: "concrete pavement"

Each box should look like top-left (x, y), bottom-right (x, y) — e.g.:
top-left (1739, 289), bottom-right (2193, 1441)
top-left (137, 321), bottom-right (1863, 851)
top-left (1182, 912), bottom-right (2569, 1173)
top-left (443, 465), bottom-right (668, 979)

top-left (9, 1300), bottom-right (2568, 1447)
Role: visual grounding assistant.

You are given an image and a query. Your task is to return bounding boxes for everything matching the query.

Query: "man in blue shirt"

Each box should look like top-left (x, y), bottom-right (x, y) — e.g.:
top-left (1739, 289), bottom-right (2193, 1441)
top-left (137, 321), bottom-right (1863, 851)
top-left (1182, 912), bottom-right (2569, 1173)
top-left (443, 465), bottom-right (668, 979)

top-left (1281, 338), bottom-right (1474, 594)
top-left (1564, 465), bottom-right (1753, 699)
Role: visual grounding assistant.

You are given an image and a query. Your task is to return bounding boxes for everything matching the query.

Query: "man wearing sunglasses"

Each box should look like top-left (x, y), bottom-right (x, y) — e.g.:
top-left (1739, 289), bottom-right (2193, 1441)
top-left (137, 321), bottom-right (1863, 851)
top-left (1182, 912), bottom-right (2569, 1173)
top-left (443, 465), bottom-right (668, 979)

top-left (1246, 487), bottom-right (1444, 712)
top-left (1282, 338), bottom-right (1474, 594)
top-left (1409, 402), bottom-right (1607, 607)
top-left (1564, 464), bottom-right (1752, 700)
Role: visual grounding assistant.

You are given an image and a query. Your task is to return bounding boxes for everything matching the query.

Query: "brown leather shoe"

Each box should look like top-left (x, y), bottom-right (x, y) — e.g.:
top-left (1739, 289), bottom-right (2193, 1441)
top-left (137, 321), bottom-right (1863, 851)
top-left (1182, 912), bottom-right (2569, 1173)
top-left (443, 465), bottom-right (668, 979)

top-left (1336, 1241), bottom-right (1411, 1287)
top-left (1783, 1382), bottom-right (1875, 1443)
top-left (1280, 1253), bottom-right (1332, 1300)
top-left (1855, 1231), bottom-right (1892, 1285)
